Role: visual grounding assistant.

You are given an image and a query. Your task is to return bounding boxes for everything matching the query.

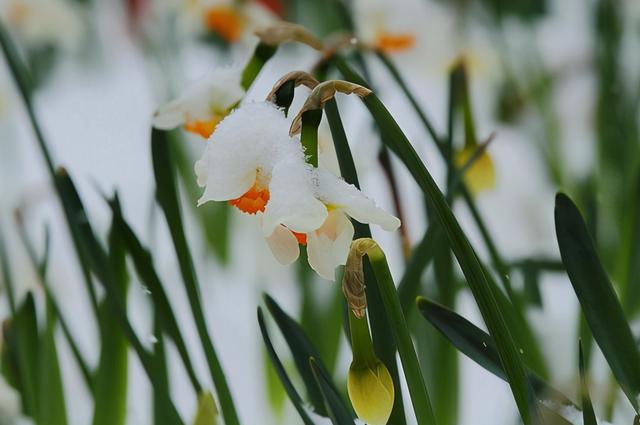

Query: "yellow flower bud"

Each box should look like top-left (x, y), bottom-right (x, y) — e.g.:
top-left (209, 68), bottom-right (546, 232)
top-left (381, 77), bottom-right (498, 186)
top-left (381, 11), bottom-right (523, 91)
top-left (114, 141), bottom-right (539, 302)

top-left (455, 146), bottom-right (496, 194)
top-left (348, 359), bottom-right (395, 425)
top-left (193, 391), bottom-right (218, 425)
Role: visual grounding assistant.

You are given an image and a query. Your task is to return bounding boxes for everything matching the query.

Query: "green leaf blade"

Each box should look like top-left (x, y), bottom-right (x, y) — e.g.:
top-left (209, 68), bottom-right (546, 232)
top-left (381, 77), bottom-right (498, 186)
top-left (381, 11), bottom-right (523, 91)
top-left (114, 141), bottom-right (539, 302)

top-left (555, 193), bottom-right (640, 409)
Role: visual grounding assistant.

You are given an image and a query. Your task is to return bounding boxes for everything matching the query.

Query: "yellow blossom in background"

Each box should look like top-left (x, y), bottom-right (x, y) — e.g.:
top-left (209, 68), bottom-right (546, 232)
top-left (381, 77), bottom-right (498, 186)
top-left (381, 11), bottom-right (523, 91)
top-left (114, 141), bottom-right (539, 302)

top-left (455, 146), bottom-right (496, 194)
top-left (193, 391), bottom-right (219, 425)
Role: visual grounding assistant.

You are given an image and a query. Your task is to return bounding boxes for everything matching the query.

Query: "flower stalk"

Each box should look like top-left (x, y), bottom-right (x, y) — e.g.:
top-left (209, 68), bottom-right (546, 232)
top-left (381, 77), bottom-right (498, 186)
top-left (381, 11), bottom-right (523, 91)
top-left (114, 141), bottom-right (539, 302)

top-left (347, 309), bottom-right (395, 425)
top-left (343, 238), bottom-right (436, 424)
top-left (300, 109), bottom-right (323, 167)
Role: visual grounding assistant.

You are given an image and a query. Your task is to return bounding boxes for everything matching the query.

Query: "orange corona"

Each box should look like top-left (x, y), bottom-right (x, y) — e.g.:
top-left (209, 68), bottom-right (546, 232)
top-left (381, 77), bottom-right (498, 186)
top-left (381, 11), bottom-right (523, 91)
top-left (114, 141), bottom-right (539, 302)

top-left (375, 32), bottom-right (415, 53)
top-left (291, 231), bottom-right (307, 246)
top-left (184, 117), bottom-right (221, 138)
top-left (229, 183), bottom-right (270, 214)
top-left (204, 6), bottom-right (243, 43)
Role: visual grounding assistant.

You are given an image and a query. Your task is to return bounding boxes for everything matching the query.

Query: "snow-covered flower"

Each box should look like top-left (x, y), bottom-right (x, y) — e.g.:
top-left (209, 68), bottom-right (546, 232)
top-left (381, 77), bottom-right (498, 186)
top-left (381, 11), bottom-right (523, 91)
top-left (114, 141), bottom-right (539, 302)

top-left (152, 66), bottom-right (245, 138)
top-left (1, 0), bottom-right (83, 51)
top-left (194, 101), bottom-right (399, 280)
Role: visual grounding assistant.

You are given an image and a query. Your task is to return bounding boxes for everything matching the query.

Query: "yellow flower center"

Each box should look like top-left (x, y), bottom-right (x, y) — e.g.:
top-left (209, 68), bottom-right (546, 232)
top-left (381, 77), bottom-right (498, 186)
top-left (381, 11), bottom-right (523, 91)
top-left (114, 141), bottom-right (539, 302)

top-left (204, 6), bottom-right (244, 43)
top-left (229, 182), bottom-right (270, 214)
top-left (375, 32), bottom-right (415, 53)
top-left (183, 116), bottom-right (222, 138)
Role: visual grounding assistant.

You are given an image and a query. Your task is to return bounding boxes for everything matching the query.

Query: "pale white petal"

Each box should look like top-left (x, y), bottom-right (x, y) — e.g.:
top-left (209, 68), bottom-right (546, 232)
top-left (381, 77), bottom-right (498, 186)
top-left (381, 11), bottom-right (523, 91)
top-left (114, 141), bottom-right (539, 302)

top-left (196, 101), bottom-right (298, 204)
top-left (314, 169), bottom-right (400, 231)
top-left (196, 141), bottom-right (257, 204)
top-left (153, 97), bottom-right (189, 129)
top-left (307, 211), bottom-right (355, 281)
top-left (262, 160), bottom-right (328, 236)
top-left (153, 67), bottom-right (245, 130)
top-left (265, 225), bottom-right (301, 265)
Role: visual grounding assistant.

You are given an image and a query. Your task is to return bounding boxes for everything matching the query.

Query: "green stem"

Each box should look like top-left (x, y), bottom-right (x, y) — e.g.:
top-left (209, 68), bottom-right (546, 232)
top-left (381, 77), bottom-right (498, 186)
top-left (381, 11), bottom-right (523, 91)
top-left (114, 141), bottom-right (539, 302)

top-left (152, 132), bottom-right (240, 425)
top-left (301, 109), bottom-right (323, 167)
top-left (364, 243), bottom-right (436, 424)
top-left (15, 220), bottom-right (94, 392)
top-left (333, 56), bottom-right (538, 424)
top-left (348, 310), bottom-right (377, 367)
top-left (241, 42), bottom-right (278, 90)
top-left (324, 98), bottom-right (407, 424)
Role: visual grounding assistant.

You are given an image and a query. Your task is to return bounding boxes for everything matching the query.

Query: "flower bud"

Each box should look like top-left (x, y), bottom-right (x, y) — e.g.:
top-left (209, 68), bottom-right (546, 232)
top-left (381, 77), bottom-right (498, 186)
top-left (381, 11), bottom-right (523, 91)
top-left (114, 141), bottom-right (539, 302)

top-left (348, 359), bottom-right (395, 425)
top-left (193, 391), bottom-right (218, 425)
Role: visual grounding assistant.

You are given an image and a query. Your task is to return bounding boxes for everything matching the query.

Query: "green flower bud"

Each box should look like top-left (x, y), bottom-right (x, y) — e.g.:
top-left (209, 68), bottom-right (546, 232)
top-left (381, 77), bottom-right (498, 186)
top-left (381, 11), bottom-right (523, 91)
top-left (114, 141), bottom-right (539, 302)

top-left (348, 359), bottom-right (395, 425)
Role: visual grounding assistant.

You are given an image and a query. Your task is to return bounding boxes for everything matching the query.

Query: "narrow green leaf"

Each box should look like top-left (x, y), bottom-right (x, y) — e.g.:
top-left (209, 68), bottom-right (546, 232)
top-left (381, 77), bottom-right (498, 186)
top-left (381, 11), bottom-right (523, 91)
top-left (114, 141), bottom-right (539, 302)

top-left (92, 219), bottom-right (130, 425)
top-left (54, 172), bottom-right (183, 423)
top-left (579, 342), bottom-right (597, 425)
top-left (151, 320), bottom-right (174, 425)
top-left (334, 56), bottom-right (538, 424)
top-left (324, 98), bottom-right (406, 424)
top-left (555, 193), bottom-right (640, 410)
top-left (110, 200), bottom-right (202, 395)
top-left (416, 297), bottom-right (574, 407)
top-left (309, 358), bottom-right (355, 425)
top-left (15, 220), bottom-right (93, 393)
top-left (1, 22), bottom-right (101, 323)
top-left (152, 129), bottom-right (239, 425)
top-left (0, 230), bottom-right (17, 317)
top-left (263, 293), bottom-right (345, 417)
top-left (9, 293), bottom-right (39, 417)
top-left (37, 297), bottom-right (68, 425)
top-left (241, 42), bottom-right (277, 90)
top-left (365, 246), bottom-right (437, 424)
top-left (168, 132), bottom-right (230, 264)
top-left (397, 225), bottom-right (438, 316)
top-left (257, 308), bottom-right (315, 425)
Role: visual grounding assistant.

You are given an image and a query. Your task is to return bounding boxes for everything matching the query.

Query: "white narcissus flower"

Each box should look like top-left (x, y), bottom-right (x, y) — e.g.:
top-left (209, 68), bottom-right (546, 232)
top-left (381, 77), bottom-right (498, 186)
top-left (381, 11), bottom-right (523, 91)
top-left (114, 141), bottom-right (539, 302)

top-left (195, 101), bottom-right (400, 280)
top-left (2, 0), bottom-right (84, 51)
top-left (352, 0), bottom-right (417, 54)
top-left (152, 67), bottom-right (245, 139)
top-left (182, 0), bottom-right (277, 44)
top-left (263, 168), bottom-right (400, 280)
top-left (194, 100), bottom-right (328, 229)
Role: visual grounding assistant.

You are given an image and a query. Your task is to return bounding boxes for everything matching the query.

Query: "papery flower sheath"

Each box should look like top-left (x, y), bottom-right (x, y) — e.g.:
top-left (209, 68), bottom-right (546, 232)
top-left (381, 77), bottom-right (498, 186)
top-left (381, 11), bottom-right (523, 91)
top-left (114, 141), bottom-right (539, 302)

top-left (152, 67), bottom-right (245, 138)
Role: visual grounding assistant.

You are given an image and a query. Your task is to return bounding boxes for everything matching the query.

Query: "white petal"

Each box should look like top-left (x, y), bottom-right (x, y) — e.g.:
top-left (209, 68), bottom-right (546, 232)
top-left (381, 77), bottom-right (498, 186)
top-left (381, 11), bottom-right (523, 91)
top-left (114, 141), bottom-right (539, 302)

top-left (314, 169), bottom-right (400, 231)
top-left (265, 225), bottom-right (301, 265)
top-left (262, 160), bottom-right (328, 236)
top-left (153, 97), bottom-right (190, 129)
top-left (307, 211), bottom-right (355, 281)
top-left (196, 142), bottom-right (257, 204)
top-left (196, 102), bottom-right (296, 204)
top-left (153, 67), bottom-right (245, 130)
